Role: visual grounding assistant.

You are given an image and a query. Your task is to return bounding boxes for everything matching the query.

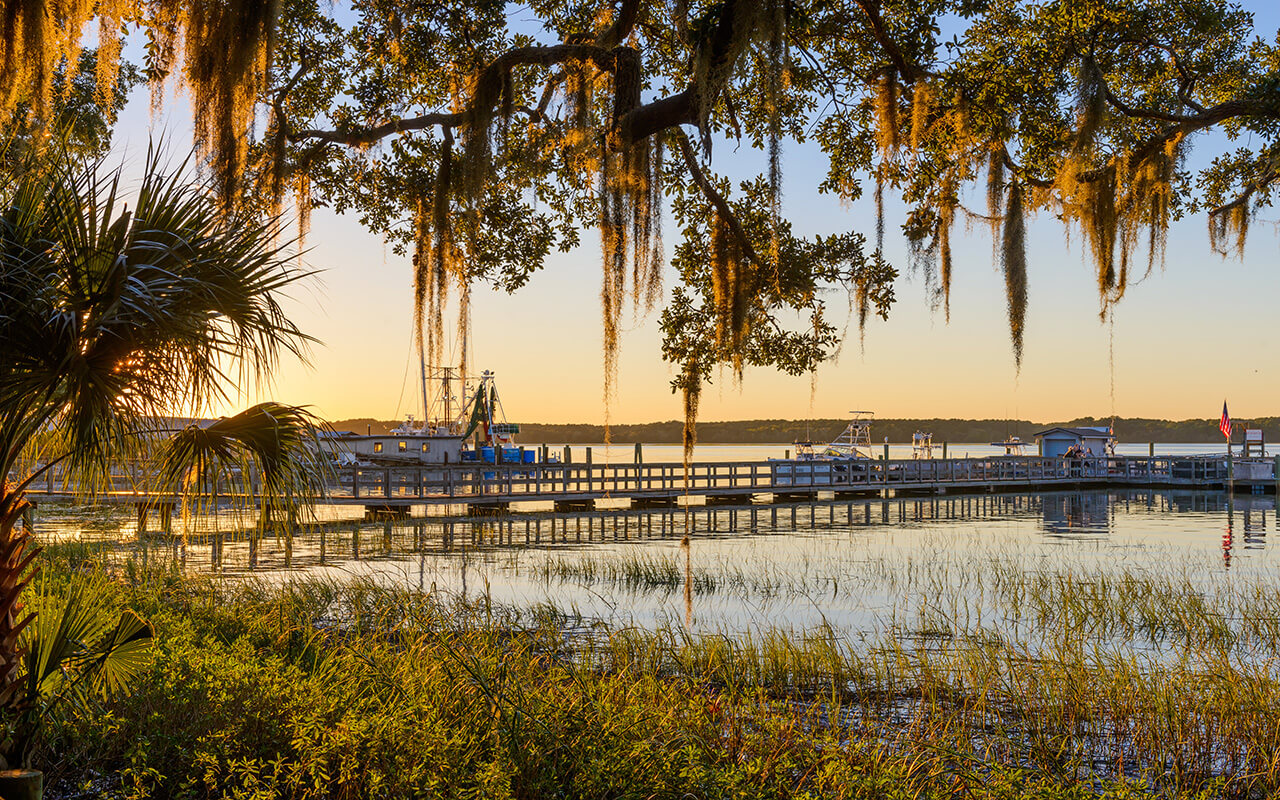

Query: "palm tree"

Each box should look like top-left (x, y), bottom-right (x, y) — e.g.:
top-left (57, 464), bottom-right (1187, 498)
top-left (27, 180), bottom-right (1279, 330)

top-left (0, 144), bottom-right (323, 771)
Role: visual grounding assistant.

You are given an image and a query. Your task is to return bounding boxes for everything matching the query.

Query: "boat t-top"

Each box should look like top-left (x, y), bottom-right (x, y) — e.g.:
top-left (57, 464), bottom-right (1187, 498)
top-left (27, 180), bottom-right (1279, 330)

top-left (990, 436), bottom-right (1028, 456)
top-left (823, 411), bottom-right (875, 459)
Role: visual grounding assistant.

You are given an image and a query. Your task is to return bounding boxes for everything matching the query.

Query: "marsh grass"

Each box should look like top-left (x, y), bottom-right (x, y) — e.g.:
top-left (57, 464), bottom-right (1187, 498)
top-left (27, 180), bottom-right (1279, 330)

top-left (25, 539), bottom-right (1280, 799)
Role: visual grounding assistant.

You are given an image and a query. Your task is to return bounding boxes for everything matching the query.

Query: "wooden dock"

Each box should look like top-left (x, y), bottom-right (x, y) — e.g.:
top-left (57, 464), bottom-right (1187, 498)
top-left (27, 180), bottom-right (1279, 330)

top-left (17, 453), bottom-right (1280, 518)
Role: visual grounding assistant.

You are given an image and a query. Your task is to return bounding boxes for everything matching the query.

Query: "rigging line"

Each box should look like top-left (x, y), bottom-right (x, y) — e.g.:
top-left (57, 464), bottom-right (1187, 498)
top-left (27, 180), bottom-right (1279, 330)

top-left (392, 321), bottom-right (416, 421)
top-left (1108, 309), bottom-right (1116, 432)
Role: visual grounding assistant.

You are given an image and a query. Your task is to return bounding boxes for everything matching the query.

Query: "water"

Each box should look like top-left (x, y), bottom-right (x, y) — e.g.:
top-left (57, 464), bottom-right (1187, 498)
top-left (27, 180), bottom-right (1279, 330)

top-left (30, 486), bottom-right (1277, 644)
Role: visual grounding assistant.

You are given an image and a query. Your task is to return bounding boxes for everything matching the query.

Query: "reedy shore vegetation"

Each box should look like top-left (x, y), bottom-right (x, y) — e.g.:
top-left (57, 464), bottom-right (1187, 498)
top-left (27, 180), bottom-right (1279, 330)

top-left (27, 537), bottom-right (1280, 799)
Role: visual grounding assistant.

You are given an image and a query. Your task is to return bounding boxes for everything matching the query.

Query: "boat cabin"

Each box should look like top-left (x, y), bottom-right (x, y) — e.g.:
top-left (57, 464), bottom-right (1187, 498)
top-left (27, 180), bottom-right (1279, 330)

top-left (317, 429), bottom-right (465, 465)
top-left (1035, 427), bottom-right (1114, 459)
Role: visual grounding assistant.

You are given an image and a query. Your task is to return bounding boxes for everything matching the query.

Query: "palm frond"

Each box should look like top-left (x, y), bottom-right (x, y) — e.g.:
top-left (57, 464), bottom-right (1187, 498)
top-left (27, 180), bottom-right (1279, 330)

top-left (159, 402), bottom-right (331, 527)
top-left (0, 143), bottom-right (315, 493)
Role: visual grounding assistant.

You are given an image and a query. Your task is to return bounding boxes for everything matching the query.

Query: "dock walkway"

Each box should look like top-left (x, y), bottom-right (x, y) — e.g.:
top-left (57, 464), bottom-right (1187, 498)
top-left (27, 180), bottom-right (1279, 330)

top-left (16, 454), bottom-right (1279, 517)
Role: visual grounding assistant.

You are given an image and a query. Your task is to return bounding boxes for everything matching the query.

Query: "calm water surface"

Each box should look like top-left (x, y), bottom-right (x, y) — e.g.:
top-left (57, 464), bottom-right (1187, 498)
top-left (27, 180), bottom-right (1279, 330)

top-left (31, 485), bottom-right (1276, 639)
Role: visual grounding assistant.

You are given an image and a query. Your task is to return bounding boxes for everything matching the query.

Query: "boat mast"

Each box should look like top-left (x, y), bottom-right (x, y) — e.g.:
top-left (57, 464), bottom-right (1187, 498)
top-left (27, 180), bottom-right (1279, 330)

top-left (442, 366), bottom-right (453, 430)
top-left (418, 339), bottom-right (429, 431)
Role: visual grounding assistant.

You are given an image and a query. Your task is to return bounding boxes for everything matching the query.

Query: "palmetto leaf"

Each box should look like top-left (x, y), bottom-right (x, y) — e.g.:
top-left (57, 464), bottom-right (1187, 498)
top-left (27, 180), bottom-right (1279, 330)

top-left (20, 573), bottom-right (153, 711)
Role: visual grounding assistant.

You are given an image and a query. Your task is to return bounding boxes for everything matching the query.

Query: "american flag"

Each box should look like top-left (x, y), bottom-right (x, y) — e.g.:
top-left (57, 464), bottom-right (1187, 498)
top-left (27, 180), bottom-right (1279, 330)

top-left (1220, 401), bottom-right (1232, 440)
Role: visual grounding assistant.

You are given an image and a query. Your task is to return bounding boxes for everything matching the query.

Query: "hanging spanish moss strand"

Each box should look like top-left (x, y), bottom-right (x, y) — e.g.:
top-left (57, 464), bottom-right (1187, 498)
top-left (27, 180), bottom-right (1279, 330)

top-left (292, 171), bottom-right (311, 246)
top-left (986, 148), bottom-right (1006, 243)
top-left (411, 199), bottom-right (431, 377)
top-left (938, 174), bottom-right (957, 321)
top-left (710, 213), bottom-right (735, 349)
top-left (1209, 199), bottom-right (1250, 258)
top-left (645, 134), bottom-right (665, 310)
top-left (1001, 180), bottom-right (1028, 367)
top-left (909, 79), bottom-right (934, 154)
top-left (873, 70), bottom-right (900, 159)
top-left (691, 0), bottom-right (767, 147)
top-left (460, 65), bottom-right (502, 204)
top-left (874, 167), bottom-right (885, 255)
top-left (680, 362), bottom-right (701, 480)
top-left (1085, 167), bottom-right (1118, 306)
top-left (599, 145), bottom-right (626, 409)
top-left (939, 219), bottom-right (953, 321)
top-left (1074, 54), bottom-right (1107, 157)
top-left (457, 284), bottom-right (470, 383)
top-left (629, 142), bottom-right (652, 314)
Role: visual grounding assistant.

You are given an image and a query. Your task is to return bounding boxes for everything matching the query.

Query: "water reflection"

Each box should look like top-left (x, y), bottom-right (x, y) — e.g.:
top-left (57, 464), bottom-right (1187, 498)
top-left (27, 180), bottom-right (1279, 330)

top-left (28, 489), bottom-right (1280, 633)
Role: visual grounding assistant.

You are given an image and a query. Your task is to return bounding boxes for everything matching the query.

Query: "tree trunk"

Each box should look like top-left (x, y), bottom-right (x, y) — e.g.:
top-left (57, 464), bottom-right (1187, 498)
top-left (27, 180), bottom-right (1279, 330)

top-left (0, 486), bottom-right (38, 715)
top-left (0, 768), bottom-right (41, 800)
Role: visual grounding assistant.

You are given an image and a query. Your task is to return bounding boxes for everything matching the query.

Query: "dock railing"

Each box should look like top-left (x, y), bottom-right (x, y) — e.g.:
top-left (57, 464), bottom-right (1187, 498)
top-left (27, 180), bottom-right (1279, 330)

top-left (12, 453), bottom-right (1271, 506)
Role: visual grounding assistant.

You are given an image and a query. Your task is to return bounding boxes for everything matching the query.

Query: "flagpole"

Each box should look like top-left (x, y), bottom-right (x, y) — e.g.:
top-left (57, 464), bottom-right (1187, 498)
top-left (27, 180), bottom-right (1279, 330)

top-left (1222, 400), bottom-right (1234, 496)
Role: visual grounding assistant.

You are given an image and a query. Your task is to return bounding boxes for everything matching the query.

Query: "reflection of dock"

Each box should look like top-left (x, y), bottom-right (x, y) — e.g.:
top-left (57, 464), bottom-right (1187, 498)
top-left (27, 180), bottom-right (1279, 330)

top-left (19, 454), bottom-right (1279, 518)
top-left (100, 489), bottom-right (1274, 574)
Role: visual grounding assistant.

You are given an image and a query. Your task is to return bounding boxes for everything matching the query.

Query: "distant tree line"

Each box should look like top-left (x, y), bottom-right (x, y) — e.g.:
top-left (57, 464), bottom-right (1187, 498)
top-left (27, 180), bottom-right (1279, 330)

top-left (330, 417), bottom-right (1280, 445)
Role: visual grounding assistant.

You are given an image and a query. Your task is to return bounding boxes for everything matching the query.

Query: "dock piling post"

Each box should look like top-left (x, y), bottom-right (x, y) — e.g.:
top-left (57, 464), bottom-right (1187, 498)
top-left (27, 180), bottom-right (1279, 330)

top-left (1274, 454), bottom-right (1279, 496)
top-left (565, 446), bottom-right (572, 464)
top-left (1228, 446), bottom-right (1235, 494)
top-left (942, 442), bottom-right (947, 460)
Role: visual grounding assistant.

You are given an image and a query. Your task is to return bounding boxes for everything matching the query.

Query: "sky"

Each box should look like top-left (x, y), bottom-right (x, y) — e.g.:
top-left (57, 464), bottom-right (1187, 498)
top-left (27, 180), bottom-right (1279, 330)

top-left (106, 3), bottom-right (1280, 426)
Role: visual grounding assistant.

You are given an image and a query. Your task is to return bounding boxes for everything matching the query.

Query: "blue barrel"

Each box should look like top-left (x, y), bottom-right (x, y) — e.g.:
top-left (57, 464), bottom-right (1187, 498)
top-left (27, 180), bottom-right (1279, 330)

top-left (522, 449), bottom-right (536, 464)
top-left (480, 446), bottom-right (496, 463)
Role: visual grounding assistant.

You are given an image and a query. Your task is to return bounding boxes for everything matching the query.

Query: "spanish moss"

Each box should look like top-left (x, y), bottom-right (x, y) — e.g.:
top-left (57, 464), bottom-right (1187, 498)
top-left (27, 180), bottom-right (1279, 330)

top-left (1209, 198), bottom-right (1251, 258)
top-left (1001, 180), bottom-right (1027, 367)
top-left (1074, 54), bottom-right (1106, 156)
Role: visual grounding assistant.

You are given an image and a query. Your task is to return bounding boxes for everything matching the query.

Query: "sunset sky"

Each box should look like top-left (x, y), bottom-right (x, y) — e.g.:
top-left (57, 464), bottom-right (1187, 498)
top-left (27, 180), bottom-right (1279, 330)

top-left (109, 3), bottom-right (1280, 426)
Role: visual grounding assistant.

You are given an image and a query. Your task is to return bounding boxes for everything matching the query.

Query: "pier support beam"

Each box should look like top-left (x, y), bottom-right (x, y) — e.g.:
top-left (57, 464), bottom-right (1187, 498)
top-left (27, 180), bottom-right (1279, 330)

top-left (833, 488), bottom-right (881, 499)
top-left (364, 504), bottom-right (410, 520)
top-left (468, 501), bottom-right (511, 516)
top-left (631, 495), bottom-right (677, 509)
top-left (704, 493), bottom-right (744, 506)
top-left (553, 499), bottom-right (593, 512)
top-left (771, 491), bottom-right (818, 502)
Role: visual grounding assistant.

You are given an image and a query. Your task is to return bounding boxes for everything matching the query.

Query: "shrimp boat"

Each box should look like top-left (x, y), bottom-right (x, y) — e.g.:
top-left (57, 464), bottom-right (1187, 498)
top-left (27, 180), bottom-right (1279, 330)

top-left (322, 365), bottom-right (531, 467)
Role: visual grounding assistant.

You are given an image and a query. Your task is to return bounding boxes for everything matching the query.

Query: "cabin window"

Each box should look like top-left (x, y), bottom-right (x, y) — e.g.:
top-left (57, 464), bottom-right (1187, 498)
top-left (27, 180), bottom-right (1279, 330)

top-left (373, 442), bottom-right (383, 453)
top-left (398, 441), bottom-right (407, 452)
top-left (421, 442), bottom-right (430, 452)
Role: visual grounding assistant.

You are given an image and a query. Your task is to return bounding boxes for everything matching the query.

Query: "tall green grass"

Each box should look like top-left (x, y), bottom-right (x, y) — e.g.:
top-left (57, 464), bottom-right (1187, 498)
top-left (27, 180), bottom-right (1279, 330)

top-left (27, 540), bottom-right (1280, 799)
